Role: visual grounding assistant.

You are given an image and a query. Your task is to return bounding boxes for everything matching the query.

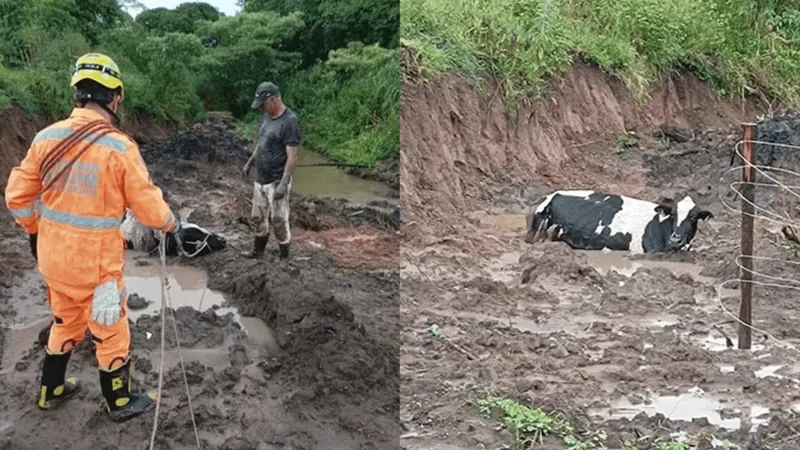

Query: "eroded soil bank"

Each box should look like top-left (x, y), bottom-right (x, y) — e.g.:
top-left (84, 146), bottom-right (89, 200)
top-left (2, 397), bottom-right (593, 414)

top-left (0, 110), bottom-right (400, 449)
top-left (400, 60), bottom-right (800, 450)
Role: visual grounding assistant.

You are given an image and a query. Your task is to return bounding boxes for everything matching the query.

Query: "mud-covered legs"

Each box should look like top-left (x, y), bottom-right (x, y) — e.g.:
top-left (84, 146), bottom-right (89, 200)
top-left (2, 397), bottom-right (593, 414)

top-left (245, 180), bottom-right (292, 259)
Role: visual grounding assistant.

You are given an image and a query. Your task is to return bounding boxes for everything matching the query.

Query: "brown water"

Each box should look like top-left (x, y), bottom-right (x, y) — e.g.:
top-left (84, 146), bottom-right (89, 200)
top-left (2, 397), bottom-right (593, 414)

top-left (579, 250), bottom-right (714, 283)
top-left (479, 213), bottom-right (527, 233)
top-left (292, 147), bottom-right (394, 206)
top-left (124, 252), bottom-right (277, 348)
top-left (124, 253), bottom-right (237, 322)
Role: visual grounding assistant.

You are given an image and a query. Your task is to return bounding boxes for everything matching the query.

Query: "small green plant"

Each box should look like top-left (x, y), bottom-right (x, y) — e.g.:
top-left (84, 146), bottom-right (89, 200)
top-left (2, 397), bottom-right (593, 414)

top-left (656, 442), bottom-right (694, 450)
top-left (616, 131), bottom-right (638, 154)
top-left (651, 138), bottom-right (670, 154)
top-left (474, 393), bottom-right (715, 450)
top-left (473, 393), bottom-right (600, 449)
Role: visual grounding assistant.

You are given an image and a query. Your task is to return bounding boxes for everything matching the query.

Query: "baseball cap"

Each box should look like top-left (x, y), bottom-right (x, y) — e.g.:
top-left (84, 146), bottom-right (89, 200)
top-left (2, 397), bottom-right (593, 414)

top-left (251, 82), bottom-right (280, 109)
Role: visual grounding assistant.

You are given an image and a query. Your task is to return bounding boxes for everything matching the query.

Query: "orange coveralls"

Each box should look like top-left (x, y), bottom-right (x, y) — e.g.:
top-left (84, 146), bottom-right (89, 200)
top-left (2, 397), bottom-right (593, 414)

top-left (5, 108), bottom-right (176, 370)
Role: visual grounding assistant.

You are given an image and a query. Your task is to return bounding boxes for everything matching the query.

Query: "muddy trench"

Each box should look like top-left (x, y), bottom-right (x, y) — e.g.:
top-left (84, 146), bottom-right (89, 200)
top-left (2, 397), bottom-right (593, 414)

top-left (400, 67), bottom-right (800, 450)
top-left (0, 112), bottom-right (400, 450)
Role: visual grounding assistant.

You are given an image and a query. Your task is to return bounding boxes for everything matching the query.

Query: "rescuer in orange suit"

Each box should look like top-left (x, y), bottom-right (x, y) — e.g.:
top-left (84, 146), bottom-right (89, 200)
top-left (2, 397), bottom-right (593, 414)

top-left (4, 53), bottom-right (183, 422)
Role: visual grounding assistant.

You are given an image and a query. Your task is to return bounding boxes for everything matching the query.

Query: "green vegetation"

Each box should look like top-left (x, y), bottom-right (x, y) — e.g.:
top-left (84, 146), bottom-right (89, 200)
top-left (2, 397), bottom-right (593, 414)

top-left (474, 393), bottom-right (604, 449)
top-left (615, 131), bottom-right (638, 154)
top-left (473, 392), bottom-right (735, 450)
top-left (0, 0), bottom-right (398, 166)
top-left (401, 0), bottom-right (800, 112)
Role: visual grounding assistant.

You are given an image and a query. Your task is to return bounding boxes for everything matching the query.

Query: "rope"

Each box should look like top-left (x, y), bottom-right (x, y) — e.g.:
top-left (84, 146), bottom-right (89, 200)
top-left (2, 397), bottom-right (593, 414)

top-left (714, 137), bottom-right (800, 356)
top-left (181, 233), bottom-right (212, 258)
top-left (145, 228), bottom-right (213, 258)
top-left (147, 235), bottom-right (168, 450)
top-left (148, 232), bottom-right (201, 449)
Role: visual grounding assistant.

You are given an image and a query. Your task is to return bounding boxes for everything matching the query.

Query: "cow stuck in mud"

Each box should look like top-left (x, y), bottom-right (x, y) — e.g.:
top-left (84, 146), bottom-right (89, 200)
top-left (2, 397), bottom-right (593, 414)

top-left (524, 190), bottom-right (713, 254)
top-left (121, 210), bottom-right (227, 257)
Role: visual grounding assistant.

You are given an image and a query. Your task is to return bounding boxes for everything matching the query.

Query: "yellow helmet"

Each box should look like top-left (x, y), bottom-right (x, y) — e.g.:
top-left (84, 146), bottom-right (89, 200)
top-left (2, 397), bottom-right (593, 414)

top-left (70, 53), bottom-right (124, 98)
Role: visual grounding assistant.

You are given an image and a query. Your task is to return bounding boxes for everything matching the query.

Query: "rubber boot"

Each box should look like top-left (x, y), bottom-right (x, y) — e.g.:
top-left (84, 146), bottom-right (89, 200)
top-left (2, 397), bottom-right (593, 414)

top-left (38, 350), bottom-right (80, 410)
top-left (279, 242), bottom-right (290, 260)
top-left (99, 359), bottom-right (157, 423)
top-left (241, 235), bottom-right (268, 258)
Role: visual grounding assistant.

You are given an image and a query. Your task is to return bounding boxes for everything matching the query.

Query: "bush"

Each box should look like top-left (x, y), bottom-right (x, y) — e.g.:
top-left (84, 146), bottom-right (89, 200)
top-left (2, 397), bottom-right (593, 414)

top-left (283, 43), bottom-right (400, 165)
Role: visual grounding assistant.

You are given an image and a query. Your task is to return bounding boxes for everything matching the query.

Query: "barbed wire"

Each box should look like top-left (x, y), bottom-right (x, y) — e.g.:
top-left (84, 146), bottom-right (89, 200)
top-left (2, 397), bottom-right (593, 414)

top-left (715, 138), bottom-right (800, 354)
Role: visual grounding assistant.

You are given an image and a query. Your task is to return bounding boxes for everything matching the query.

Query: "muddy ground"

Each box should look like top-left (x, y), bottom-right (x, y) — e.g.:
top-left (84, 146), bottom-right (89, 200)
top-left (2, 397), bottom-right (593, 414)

top-left (0, 112), bottom-right (400, 449)
top-left (400, 66), bottom-right (800, 449)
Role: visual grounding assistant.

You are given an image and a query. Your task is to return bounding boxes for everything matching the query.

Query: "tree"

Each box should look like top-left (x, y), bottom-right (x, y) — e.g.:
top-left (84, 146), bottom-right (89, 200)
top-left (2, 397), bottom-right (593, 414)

top-left (70, 0), bottom-right (125, 45)
top-left (175, 2), bottom-right (220, 22)
top-left (241, 0), bottom-right (398, 67)
top-left (194, 11), bottom-right (305, 115)
top-left (136, 3), bottom-right (220, 34)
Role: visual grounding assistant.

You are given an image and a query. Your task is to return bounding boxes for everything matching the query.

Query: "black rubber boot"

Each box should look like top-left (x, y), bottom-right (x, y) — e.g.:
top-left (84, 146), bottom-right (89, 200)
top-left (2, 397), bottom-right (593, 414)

top-left (241, 235), bottom-right (268, 258)
top-left (38, 321), bottom-right (53, 346)
top-left (38, 350), bottom-right (80, 410)
top-left (279, 242), bottom-right (290, 259)
top-left (99, 359), bottom-right (157, 423)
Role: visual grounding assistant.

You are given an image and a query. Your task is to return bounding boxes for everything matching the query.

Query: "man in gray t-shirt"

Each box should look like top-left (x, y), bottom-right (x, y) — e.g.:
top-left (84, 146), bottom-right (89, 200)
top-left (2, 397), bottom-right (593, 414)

top-left (242, 82), bottom-right (302, 260)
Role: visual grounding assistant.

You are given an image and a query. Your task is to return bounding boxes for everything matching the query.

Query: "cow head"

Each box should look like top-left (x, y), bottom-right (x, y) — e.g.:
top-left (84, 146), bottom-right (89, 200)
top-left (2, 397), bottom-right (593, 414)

top-left (655, 195), bottom-right (713, 250)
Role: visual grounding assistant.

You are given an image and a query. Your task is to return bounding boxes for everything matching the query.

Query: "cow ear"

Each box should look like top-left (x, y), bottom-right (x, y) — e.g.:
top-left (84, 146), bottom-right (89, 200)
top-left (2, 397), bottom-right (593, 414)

top-left (655, 197), bottom-right (674, 215)
top-left (696, 210), bottom-right (714, 221)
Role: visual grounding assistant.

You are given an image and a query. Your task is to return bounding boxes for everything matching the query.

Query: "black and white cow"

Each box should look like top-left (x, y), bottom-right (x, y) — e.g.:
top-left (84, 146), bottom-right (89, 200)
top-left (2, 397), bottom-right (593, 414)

top-left (524, 190), bottom-right (713, 254)
top-left (121, 210), bottom-right (227, 257)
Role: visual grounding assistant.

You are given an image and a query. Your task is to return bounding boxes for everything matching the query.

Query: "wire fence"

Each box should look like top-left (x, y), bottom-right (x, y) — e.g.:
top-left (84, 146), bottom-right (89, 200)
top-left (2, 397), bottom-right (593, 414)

top-left (716, 131), bottom-right (800, 354)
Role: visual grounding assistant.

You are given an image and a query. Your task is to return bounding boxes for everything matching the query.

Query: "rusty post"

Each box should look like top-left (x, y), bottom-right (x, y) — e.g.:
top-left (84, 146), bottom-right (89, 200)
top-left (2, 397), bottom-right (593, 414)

top-left (739, 123), bottom-right (757, 350)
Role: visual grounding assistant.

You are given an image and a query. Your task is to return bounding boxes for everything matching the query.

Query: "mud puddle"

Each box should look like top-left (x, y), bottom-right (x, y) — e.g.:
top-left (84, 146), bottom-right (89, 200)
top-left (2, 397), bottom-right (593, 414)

top-left (445, 310), bottom-right (678, 335)
top-left (580, 250), bottom-right (714, 283)
top-left (700, 333), bottom-right (765, 352)
top-left (124, 264), bottom-right (239, 322)
top-left (592, 387), bottom-right (770, 432)
top-left (125, 253), bottom-right (277, 349)
top-left (0, 315), bottom-right (50, 373)
top-left (478, 213), bottom-right (526, 233)
top-left (293, 147), bottom-right (394, 206)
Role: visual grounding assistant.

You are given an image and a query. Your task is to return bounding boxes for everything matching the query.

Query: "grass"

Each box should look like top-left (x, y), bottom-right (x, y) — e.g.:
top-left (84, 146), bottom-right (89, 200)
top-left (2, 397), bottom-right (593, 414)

top-left (615, 131), bottom-right (638, 154)
top-left (474, 393), bottom-right (604, 449)
top-left (472, 392), bottom-right (736, 450)
top-left (401, 0), bottom-right (800, 114)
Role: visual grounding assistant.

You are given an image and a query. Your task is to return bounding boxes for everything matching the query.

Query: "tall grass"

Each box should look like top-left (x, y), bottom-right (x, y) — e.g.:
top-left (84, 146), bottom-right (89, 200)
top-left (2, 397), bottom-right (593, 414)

top-left (401, 0), bottom-right (800, 112)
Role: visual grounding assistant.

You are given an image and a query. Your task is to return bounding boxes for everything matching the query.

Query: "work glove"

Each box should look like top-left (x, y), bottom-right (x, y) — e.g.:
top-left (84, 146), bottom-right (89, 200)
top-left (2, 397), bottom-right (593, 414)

top-left (28, 233), bottom-right (38, 261)
top-left (274, 183), bottom-right (287, 200)
top-left (91, 279), bottom-right (122, 327)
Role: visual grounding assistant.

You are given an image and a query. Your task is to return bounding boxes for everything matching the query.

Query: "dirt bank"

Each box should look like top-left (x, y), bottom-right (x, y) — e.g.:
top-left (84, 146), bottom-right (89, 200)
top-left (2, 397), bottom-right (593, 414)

top-left (400, 58), bottom-right (768, 241)
top-left (400, 61), bottom-right (800, 450)
top-left (0, 111), bottom-right (400, 449)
